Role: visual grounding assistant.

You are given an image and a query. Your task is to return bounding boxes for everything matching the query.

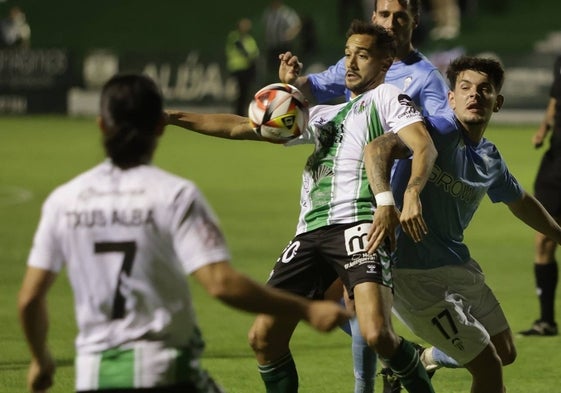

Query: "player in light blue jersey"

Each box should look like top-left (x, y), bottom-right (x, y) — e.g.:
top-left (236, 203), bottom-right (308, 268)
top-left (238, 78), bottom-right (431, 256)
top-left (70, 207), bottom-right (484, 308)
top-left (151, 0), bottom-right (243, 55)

top-left (367, 56), bottom-right (561, 393)
top-left (279, 1), bottom-right (456, 391)
top-left (281, 0), bottom-right (451, 117)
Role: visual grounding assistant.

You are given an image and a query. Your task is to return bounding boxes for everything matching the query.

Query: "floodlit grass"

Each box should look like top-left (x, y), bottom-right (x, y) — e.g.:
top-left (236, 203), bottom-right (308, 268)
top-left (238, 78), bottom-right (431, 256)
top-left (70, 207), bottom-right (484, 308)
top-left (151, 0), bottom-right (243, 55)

top-left (0, 116), bottom-right (559, 393)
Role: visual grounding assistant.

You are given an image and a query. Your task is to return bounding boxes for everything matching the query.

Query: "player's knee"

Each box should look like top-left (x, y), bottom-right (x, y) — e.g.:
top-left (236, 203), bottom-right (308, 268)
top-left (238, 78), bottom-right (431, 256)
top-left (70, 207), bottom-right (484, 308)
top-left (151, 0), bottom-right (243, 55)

top-left (362, 326), bottom-right (394, 354)
top-left (498, 346), bottom-right (517, 366)
top-left (248, 323), bottom-right (268, 353)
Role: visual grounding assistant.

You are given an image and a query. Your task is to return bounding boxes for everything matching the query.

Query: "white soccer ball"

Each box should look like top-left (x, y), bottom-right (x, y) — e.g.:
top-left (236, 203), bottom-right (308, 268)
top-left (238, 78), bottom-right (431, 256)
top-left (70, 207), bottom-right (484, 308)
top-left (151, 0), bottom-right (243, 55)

top-left (248, 83), bottom-right (309, 143)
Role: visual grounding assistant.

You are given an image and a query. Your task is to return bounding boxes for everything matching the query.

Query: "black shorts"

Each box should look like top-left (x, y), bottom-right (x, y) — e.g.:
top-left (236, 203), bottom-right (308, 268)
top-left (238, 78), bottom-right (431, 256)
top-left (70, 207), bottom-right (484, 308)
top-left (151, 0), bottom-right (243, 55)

top-left (266, 221), bottom-right (394, 299)
top-left (534, 150), bottom-right (561, 217)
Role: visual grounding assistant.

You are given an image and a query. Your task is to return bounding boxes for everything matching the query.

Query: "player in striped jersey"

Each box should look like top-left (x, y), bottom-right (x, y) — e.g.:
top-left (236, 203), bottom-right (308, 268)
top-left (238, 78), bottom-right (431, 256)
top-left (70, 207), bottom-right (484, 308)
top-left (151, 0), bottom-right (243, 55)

top-left (366, 56), bottom-right (561, 393)
top-left (278, 2), bottom-right (457, 391)
top-left (165, 21), bottom-right (437, 393)
top-left (17, 74), bottom-right (351, 393)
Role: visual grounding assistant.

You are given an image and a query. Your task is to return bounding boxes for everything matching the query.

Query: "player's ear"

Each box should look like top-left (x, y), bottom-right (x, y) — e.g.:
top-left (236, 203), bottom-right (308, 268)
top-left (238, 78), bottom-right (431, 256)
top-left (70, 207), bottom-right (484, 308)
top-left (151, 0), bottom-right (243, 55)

top-left (447, 90), bottom-right (455, 110)
top-left (493, 95), bottom-right (504, 112)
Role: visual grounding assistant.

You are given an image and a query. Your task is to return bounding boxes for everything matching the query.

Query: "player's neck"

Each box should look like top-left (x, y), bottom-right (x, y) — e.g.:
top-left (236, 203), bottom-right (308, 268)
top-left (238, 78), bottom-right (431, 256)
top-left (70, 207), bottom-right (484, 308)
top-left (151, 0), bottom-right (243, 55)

top-left (460, 122), bottom-right (487, 143)
top-left (394, 44), bottom-right (415, 62)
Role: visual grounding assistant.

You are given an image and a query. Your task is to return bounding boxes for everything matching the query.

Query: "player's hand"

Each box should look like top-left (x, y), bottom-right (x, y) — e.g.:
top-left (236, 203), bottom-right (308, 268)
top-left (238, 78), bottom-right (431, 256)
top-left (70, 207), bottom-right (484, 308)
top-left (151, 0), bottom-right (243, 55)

top-left (27, 350), bottom-right (55, 392)
top-left (367, 205), bottom-right (400, 253)
top-left (305, 300), bottom-right (352, 332)
top-left (400, 189), bottom-right (428, 242)
top-left (278, 52), bottom-right (302, 85)
top-left (532, 128), bottom-right (546, 148)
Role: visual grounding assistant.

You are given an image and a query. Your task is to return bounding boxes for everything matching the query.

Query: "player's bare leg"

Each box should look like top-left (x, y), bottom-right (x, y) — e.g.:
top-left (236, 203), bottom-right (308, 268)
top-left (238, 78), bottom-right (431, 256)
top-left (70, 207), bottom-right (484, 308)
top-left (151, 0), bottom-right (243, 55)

top-left (464, 343), bottom-right (505, 393)
top-left (248, 314), bottom-right (300, 393)
top-left (490, 328), bottom-right (517, 366)
top-left (353, 281), bottom-right (435, 393)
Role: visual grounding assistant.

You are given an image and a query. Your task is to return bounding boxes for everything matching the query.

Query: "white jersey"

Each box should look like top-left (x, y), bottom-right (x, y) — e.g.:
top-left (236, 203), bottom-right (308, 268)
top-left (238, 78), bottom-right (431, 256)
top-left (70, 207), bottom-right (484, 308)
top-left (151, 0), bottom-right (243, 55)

top-left (27, 160), bottom-right (230, 390)
top-left (286, 83), bottom-right (423, 235)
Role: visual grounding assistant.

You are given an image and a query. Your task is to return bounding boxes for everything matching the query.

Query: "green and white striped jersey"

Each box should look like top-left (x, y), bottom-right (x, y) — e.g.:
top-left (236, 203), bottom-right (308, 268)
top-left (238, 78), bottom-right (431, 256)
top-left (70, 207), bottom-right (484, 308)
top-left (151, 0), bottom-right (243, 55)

top-left (286, 83), bottom-right (423, 235)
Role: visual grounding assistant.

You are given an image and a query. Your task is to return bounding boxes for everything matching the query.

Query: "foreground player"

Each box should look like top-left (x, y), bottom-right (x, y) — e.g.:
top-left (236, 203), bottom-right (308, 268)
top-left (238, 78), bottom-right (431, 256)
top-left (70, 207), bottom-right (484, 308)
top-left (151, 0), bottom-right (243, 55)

top-left (18, 74), bottom-right (351, 393)
top-left (166, 20), bottom-right (437, 393)
top-left (367, 56), bottom-right (561, 393)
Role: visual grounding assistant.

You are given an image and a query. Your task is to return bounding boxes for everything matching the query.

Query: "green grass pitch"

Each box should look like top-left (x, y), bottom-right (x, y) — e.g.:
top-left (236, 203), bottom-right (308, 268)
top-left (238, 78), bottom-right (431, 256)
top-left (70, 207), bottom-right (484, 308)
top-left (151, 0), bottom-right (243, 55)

top-left (0, 115), bottom-right (559, 392)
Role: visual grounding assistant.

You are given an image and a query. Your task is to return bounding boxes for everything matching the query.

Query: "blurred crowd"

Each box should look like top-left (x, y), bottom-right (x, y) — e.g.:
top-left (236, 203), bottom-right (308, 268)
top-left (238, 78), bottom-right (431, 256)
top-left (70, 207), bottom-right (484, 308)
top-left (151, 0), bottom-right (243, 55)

top-left (0, 5), bottom-right (30, 48)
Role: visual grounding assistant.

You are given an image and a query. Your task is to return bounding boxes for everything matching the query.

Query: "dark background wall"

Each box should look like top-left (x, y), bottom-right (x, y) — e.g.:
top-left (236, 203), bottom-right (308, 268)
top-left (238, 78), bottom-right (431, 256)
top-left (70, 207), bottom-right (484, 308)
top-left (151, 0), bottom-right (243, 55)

top-left (3, 0), bottom-right (561, 57)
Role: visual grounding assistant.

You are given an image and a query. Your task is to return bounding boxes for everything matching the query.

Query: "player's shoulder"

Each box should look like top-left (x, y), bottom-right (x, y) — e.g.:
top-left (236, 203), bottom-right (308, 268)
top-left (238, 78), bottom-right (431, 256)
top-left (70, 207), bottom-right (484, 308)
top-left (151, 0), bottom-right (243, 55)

top-left (47, 161), bottom-right (198, 206)
top-left (424, 114), bottom-right (461, 147)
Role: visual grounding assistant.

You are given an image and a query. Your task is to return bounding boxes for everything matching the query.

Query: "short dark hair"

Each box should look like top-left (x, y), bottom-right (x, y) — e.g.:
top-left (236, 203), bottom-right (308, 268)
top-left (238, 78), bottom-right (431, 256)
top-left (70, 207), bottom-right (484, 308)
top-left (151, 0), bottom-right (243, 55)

top-left (373, 0), bottom-right (421, 20)
top-left (446, 56), bottom-right (505, 92)
top-left (346, 19), bottom-right (397, 59)
top-left (100, 73), bottom-right (163, 168)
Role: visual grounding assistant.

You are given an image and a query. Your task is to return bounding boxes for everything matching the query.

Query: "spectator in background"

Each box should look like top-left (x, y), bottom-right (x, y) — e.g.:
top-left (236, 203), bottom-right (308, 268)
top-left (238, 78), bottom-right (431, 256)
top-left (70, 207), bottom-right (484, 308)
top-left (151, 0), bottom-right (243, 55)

top-left (428, 0), bottom-right (461, 40)
top-left (262, 0), bottom-right (301, 82)
top-left (519, 55), bottom-right (561, 337)
top-left (226, 18), bottom-right (260, 116)
top-left (337, 0), bottom-right (364, 34)
top-left (0, 6), bottom-right (30, 48)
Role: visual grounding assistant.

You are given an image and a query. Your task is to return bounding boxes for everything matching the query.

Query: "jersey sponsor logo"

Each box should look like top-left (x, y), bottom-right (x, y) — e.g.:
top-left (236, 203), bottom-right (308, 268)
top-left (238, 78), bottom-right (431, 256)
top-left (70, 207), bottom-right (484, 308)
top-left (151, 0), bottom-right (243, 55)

top-left (65, 208), bottom-right (156, 228)
top-left (428, 164), bottom-right (485, 204)
top-left (396, 93), bottom-right (421, 119)
top-left (78, 187), bottom-right (146, 201)
top-left (344, 252), bottom-right (377, 269)
top-left (278, 240), bottom-right (301, 264)
top-left (344, 223), bottom-right (371, 255)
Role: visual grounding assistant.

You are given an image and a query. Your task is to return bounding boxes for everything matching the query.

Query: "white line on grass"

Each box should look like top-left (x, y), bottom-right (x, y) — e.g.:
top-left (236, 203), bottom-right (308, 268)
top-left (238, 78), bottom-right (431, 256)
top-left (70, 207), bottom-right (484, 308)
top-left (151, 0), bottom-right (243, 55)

top-left (0, 185), bottom-right (33, 207)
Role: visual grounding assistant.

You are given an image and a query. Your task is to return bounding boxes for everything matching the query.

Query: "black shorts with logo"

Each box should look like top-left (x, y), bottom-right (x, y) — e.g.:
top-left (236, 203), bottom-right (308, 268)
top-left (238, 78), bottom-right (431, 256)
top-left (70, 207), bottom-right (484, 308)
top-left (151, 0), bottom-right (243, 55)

top-left (266, 221), bottom-right (394, 300)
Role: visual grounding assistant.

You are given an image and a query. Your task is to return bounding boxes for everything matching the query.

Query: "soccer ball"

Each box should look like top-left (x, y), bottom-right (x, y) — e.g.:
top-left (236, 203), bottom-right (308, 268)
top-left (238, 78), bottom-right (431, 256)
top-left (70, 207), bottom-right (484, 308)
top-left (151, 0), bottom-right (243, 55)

top-left (248, 83), bottom-right (309, 143)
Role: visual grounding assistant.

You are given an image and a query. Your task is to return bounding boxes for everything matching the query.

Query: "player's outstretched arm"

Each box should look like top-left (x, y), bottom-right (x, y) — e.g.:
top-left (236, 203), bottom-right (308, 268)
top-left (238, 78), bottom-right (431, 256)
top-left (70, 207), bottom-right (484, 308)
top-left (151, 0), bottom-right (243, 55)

top-left (396, 121), bottom-right (437, 242)
top-left (165, 110), bottom-right (262, 141)
top-left (364, 132), bottom-right (410, 252)
top-left (192, 261), bottom-right (351, 332)
top-left (18, 266), bottom-right (57, 393)
top-left (507, 191), bottom-right (561, 244)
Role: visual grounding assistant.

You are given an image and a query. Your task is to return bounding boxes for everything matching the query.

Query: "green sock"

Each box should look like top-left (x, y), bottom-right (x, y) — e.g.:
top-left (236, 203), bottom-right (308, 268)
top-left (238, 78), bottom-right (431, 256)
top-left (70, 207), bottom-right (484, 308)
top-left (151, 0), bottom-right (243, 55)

top-left (257, 352), bottom-right (298, 393)
top-left (385, 338), bottom-right (435, 393)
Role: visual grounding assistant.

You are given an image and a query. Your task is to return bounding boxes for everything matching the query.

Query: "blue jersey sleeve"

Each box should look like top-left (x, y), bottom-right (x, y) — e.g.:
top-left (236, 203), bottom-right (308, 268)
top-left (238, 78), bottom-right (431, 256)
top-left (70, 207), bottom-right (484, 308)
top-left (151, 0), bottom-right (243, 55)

top-left (487, 160), bottom-right (524, 204)
top-left (419, 69), bottom-right (451, 116)
top-left (307, 57), bottom-right (349, 103)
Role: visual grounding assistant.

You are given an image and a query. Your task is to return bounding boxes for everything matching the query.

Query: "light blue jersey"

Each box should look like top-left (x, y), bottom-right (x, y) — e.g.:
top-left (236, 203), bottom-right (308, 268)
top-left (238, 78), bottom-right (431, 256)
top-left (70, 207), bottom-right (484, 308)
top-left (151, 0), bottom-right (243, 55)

top-left (307, 50), bottom-right (451, 116)
top-left (391, 115), bottom-right (524, 269)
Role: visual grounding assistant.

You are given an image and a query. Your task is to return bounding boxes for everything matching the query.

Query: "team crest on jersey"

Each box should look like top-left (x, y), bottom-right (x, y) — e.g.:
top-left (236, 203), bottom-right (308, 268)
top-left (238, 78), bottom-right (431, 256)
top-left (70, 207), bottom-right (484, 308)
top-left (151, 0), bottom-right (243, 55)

top-left (353, 99), bottom-right (368, 115)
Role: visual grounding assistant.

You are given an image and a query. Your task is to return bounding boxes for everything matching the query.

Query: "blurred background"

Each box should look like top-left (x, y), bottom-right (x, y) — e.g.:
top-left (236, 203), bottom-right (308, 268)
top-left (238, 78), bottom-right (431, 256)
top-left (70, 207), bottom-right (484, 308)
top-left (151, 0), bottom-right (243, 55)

top-left (0, 0), bottom-right (560, 119)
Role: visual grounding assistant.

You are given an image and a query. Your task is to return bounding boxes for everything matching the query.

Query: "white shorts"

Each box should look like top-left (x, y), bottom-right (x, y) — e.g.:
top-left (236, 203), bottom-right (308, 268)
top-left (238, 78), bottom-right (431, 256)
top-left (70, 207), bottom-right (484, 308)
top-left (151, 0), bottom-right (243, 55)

top-left (392, 259), bottom-right (509, 365)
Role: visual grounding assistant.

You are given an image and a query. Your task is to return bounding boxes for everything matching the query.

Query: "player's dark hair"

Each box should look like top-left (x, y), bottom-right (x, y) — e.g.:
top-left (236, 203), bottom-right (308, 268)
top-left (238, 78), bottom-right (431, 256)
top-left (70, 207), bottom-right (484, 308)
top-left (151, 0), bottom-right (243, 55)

top-left (346, 19), bottom-right (397, 59)
top-left (373, 0), bottom-right (421, 20)
top-left (446, 56), bottom-right (505, 92)
top-left (100, 73), bottom-right (163, 168)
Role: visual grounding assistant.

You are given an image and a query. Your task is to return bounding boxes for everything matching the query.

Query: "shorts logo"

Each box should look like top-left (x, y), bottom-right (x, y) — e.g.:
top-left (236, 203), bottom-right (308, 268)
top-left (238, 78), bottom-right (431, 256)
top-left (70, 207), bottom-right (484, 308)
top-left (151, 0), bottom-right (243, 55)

top-left (279, 240), bottom-right (301, 264)
top-left (366, 264), bottom-right (376, 274)
top-left (344, 223), bottom-right (371, 255)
